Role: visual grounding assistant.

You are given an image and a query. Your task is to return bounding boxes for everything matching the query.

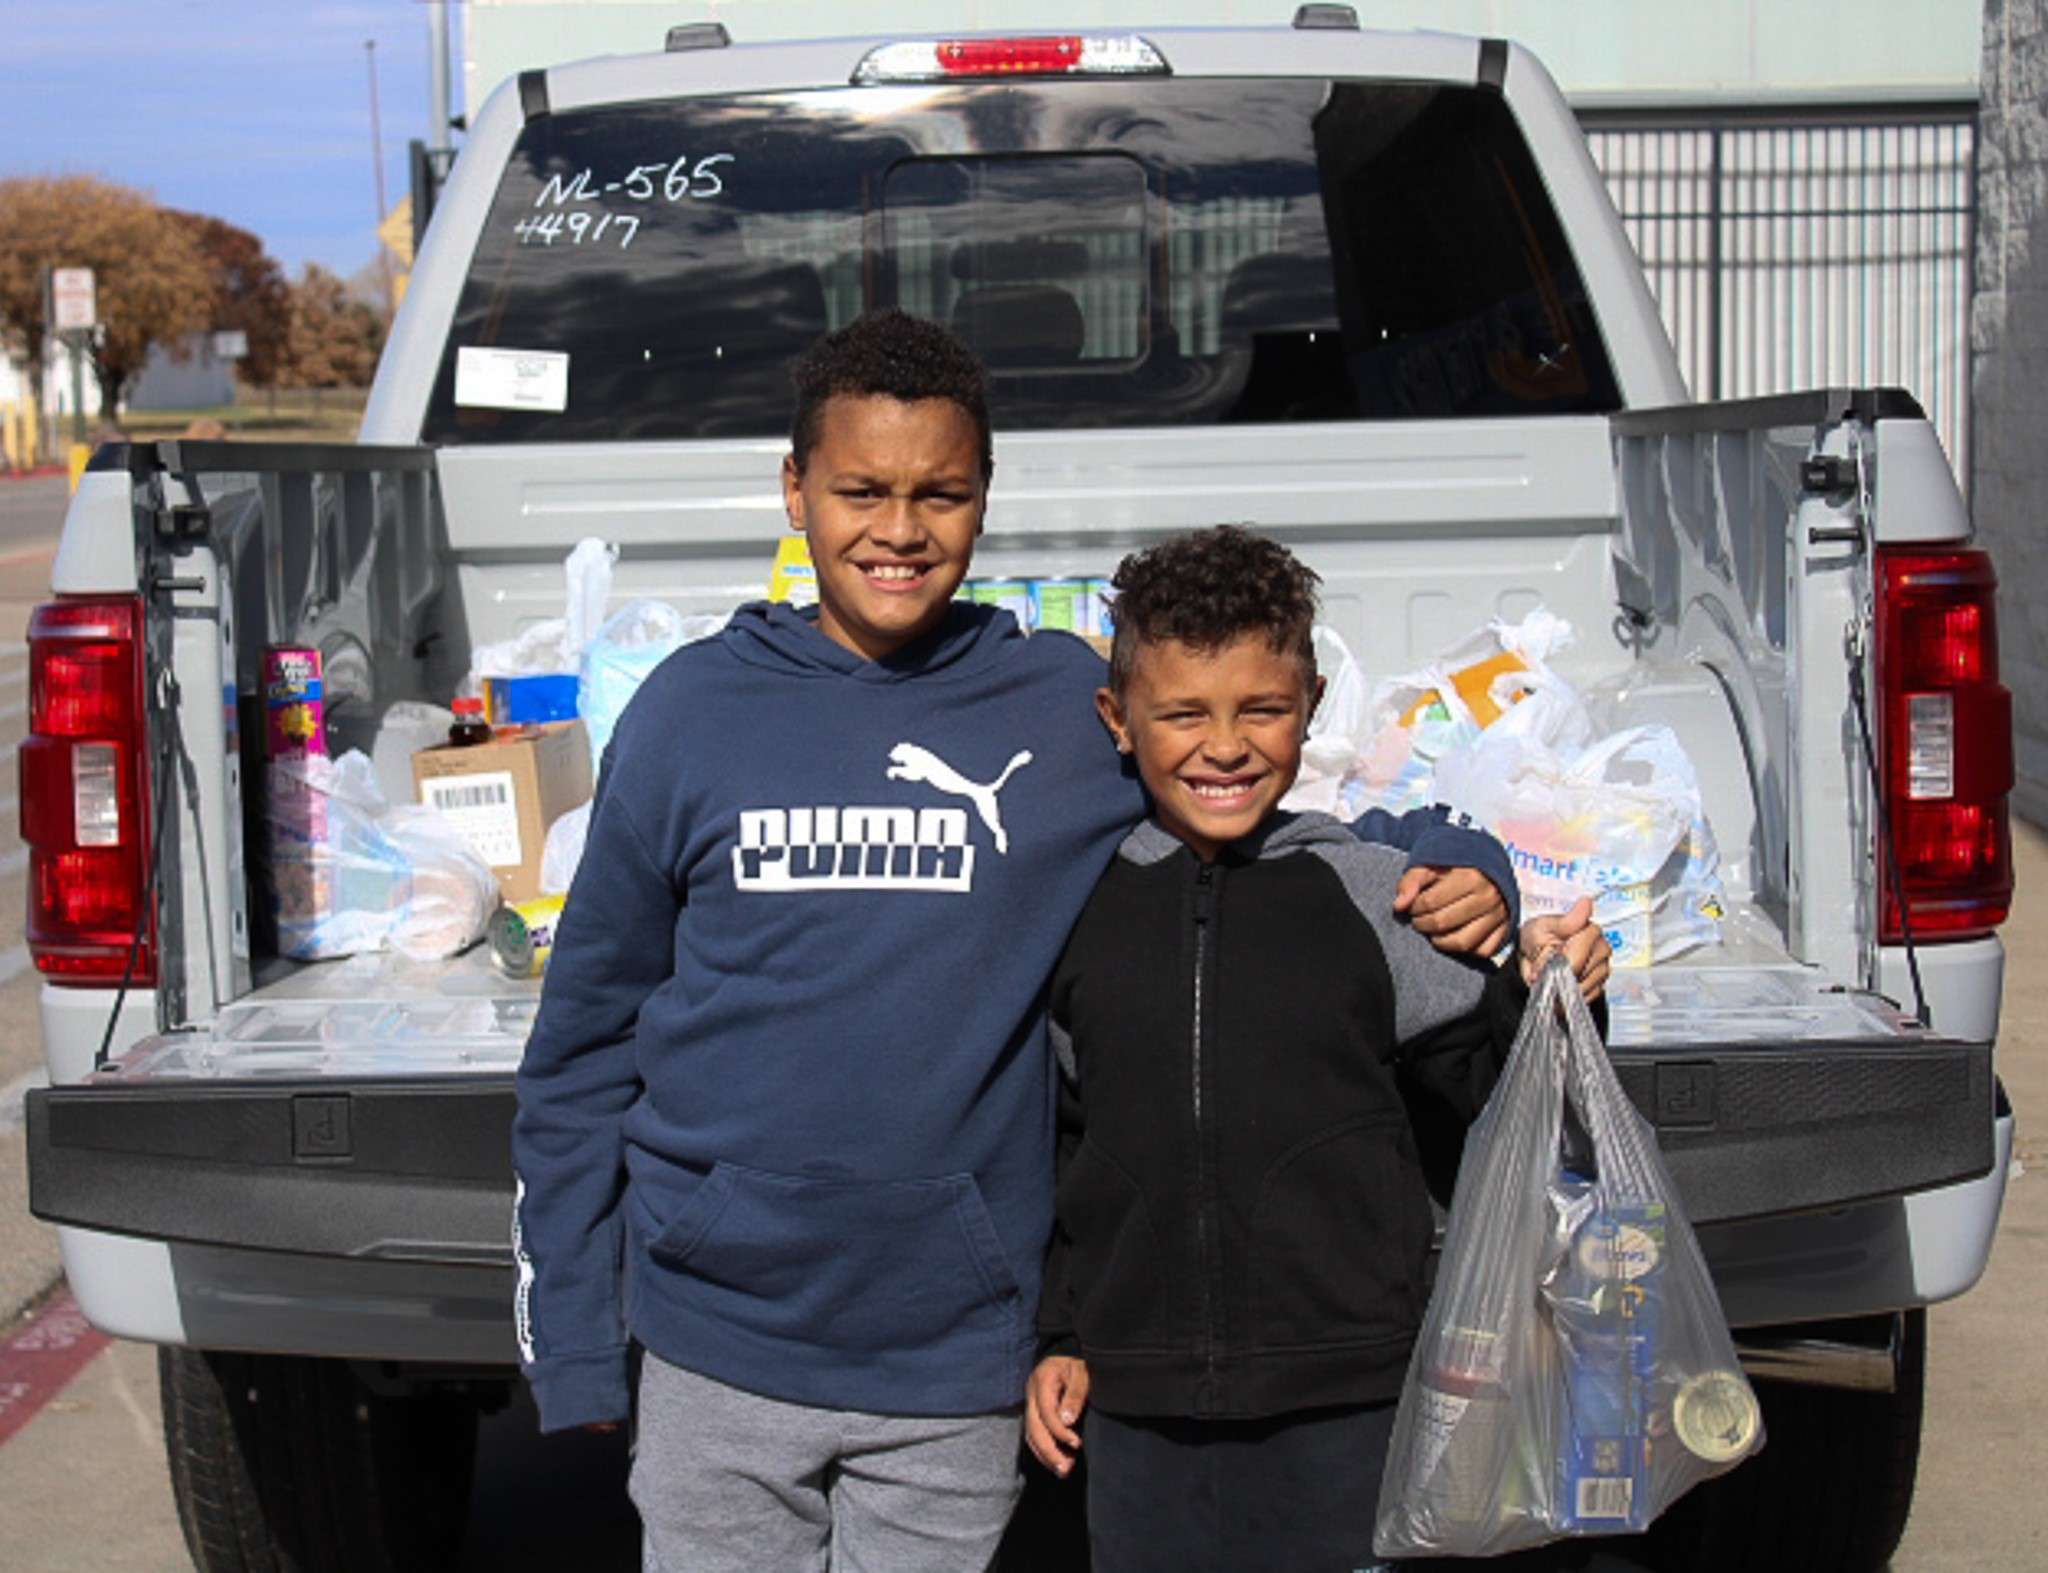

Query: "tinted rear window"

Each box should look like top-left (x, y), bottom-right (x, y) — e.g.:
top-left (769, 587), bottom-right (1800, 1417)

top-left (424, 78), bottom-right (1619, 444)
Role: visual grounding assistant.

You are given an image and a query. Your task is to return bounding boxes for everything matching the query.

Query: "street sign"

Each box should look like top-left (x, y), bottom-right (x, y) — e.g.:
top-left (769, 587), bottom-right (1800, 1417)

top-left (212, 330), bottom-right (249, 360)
top-left (378, 197), bottom-right (414, 267)
top-left (51, 268), bottom-right (96, 332)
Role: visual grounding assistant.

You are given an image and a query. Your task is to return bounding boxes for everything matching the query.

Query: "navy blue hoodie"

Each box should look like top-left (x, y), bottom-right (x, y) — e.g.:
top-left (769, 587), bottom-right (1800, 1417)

top-left (510, 601), bottom-right (1517, 1432)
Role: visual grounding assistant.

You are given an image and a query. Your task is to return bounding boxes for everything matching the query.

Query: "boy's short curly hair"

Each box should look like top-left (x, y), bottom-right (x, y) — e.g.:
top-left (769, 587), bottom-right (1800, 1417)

top-left (1107, 525), bottom-right (1321, 694)
top-left (789, 308), bottom-right (994, 480)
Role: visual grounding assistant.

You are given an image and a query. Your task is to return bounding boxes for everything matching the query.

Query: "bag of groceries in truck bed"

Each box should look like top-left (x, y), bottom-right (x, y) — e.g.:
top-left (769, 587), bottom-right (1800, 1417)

top-left (1433, 723), bottom-right (1726, 969)
top-left (1291, 609), bottom-right (1725, 966)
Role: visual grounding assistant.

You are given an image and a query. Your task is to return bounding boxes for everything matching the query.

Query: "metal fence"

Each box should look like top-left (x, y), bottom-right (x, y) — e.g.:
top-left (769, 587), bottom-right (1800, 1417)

top-left (1582, 108), bottom-right (1976, 482)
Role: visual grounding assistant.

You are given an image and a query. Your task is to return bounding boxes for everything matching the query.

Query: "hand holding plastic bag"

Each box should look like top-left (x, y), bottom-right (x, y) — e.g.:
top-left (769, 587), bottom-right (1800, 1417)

top-left (1374, 957), bottom-right (1763, 1559)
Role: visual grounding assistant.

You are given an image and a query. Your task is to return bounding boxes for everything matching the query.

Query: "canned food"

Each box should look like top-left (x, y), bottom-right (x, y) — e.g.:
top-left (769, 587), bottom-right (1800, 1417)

top-left (490, 895), bottom-right (567, 979)
top-left (1030, 579), bottom-right (1094, 633)
top-left (965, 579), bottom-right (1034, 625)
top-left (1671, 1368), bottom-right (1761, 1463)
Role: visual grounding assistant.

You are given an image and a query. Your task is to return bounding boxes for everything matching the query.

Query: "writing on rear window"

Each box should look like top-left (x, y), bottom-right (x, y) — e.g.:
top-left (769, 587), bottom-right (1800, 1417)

top-left (510, 154), bottom-right (736, 249)
top-left (429, 82), bottom-right (1621, 444)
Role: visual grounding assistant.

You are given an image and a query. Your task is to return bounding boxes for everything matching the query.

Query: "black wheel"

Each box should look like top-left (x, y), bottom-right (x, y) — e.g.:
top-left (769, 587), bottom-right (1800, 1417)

top-left (159, 1347), bottom-right (480, 1573)
top-left (1653, 1310), bottom-right (1925, 1573)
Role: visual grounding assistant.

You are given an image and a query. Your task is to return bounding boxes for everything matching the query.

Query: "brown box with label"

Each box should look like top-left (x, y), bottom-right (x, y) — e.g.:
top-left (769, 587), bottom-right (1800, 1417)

top-left (412, 720), bottom-right (592, 904)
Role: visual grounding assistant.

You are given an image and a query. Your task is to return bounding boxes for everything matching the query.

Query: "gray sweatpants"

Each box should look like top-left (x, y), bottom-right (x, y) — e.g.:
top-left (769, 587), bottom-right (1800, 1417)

top-left (631, 1352), bottom-right (1024, 1573)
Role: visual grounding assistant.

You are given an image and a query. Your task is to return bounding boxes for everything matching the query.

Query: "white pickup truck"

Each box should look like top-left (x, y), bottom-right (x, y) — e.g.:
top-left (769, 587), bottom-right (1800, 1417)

top-left (22, 15), bottom-right (2013, 1572)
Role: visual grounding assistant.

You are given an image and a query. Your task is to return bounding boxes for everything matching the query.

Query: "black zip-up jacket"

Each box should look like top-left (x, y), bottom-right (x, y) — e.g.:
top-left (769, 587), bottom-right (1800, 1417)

top-left (1036, 812), bottom-right (1541, 1420)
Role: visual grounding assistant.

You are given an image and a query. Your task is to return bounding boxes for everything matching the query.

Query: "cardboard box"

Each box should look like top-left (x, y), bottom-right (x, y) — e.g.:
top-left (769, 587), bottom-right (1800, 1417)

top-left (413, 720), bottom-right (592, 903)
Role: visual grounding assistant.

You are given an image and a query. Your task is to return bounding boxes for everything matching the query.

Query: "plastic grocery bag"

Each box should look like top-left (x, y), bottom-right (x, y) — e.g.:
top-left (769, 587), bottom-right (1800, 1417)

top-left (1346, 609), bottom-right (1590, 816)
top-left (1374, 957), bottom-right (1763, 1558)
top-left (540, 801), bottom-right (592, 896)
top-left (265, 751), bottom-right (499, 962)
top-left (465, 536), bottom-right (619, 689)
top-left (1432, 725), bottom-right (1726, 968)
top-left (368, 700), bottom-right (455, 806)
top-left (578, 600), bottom-right (729, 771)
top-left (1284, 626), bottom-right (1373, 814)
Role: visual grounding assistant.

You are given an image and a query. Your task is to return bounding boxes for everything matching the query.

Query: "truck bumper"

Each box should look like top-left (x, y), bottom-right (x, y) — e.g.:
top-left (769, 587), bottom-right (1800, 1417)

top-left (27, 1026), bottom-right (2000, 1364)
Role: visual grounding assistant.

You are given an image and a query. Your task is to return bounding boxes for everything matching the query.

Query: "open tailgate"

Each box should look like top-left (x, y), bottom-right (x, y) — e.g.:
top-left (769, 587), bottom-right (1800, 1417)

top-left (28, 961), bottom-right (1993, 1266)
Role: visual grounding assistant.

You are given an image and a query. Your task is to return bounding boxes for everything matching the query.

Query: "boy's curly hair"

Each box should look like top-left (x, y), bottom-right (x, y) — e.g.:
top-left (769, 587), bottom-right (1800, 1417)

top-left (1107, 526), bottom-right (1321, 694)
top-left (789, 308), bottom-right (994, 480)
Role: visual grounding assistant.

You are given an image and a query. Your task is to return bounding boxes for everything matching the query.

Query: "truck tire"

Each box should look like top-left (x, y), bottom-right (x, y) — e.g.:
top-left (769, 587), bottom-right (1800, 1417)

top-left (159, 1347), bottom-right (479, 1573)
top-left (1653, 1310), bottom-right (1925, 1573)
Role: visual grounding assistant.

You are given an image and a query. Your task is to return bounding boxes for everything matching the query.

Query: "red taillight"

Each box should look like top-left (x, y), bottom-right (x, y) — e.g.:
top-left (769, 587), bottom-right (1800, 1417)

top-left (19, 596), bottom-right (153, 984)
top-left (937, 36), bottom-right (1082, 74)
top-left (852, 34), bottom-right (1169, 83)
top-left (1875, 548), bottom-right (2013, 942)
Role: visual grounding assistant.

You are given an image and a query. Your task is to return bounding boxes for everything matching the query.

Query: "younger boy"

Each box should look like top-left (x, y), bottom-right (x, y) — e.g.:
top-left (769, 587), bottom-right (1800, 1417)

top-left (1024, 526), bottom-right (1609, 1573)
top-left (512, 313), bottom-right (1525, 1573)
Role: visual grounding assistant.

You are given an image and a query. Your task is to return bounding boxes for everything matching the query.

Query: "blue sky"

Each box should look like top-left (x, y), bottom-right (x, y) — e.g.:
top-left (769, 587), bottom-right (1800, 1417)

top-left (7, 1), bottom-right (448, 276)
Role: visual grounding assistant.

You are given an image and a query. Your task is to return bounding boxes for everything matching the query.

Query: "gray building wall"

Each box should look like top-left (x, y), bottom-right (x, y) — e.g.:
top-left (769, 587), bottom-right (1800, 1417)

top-left (126, 334), bottom-right (236, 413)
top-left (1974, 0), bottom-right (2048, 823)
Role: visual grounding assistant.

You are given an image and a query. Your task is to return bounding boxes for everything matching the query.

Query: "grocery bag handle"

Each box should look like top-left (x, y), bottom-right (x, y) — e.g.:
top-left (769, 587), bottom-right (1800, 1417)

top-left (1535, 953), bottom-right (1670, 1202)
top-left (1558, 724), bottom-right (1663, 782)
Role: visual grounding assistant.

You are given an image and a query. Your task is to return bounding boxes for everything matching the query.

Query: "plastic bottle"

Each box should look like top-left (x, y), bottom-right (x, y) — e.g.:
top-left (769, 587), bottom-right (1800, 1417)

top-left (448, 695), bottom-right (492, 748)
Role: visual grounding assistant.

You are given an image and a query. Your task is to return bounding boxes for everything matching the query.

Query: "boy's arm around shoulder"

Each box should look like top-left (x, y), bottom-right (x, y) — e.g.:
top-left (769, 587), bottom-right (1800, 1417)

top-left (511, 738), bottom-right (680, 1433)
top-left (1349, 804), bottom-right (1520, 949)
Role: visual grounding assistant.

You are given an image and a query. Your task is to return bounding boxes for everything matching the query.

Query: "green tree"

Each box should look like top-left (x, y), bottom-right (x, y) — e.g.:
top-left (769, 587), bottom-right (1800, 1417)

top-left (0, 175), bottom-right (213, 428)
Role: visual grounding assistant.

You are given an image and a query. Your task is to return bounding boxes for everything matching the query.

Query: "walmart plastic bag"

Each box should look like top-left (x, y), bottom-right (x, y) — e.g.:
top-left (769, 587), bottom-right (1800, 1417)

top-left (1433, 725), bottom-right (1725, 968)
top-left (1375, 957), bottom-right (1763, 1559)
top-left (266, 751), bottom-right (499, 962)
top-left (579, 600), bottom-right (729, 772)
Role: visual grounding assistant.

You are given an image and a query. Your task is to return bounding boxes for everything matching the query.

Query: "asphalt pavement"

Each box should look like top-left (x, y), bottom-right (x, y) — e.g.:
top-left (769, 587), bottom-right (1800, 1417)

top-left (0, 458), bottom-right (2038, 1568)
top-left (0, 474), bottom-right (66, 1345)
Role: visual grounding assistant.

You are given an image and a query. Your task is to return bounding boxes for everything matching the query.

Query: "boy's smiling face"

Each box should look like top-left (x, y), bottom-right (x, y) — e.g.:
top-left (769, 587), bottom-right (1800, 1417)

top-left (782, 393), bottom-right (986, 662)
top-left (1097, 634), bottom-right (1323, 861)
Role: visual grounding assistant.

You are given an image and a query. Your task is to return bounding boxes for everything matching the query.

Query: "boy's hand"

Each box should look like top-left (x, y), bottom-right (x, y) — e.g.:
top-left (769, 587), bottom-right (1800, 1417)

top-left (1518, 896), bottom-right (1613, 1001)
top-left (1395, 866), bottom-right (1513, 958)
top-left (1025, 1356), bottom-right (1091, 1477)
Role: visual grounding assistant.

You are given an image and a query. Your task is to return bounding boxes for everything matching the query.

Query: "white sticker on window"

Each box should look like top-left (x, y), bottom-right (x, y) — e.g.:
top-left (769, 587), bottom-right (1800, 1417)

top-left (421, 770), bottom-right (523, 867)
top-left (455, 346), bottom-right (570, 413)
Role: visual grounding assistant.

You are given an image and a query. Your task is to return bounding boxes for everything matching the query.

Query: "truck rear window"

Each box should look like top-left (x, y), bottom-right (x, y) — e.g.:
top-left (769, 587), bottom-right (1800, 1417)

top-left (423, 78), bottom-right (1619, 444)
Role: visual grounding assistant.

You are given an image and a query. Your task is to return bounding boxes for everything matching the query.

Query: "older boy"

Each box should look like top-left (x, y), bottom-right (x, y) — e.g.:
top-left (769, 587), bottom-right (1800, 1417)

top-left (1024, 526), bottom-right (1609, 1573)
top-left (511, 313), bottom-right (1521, 1573)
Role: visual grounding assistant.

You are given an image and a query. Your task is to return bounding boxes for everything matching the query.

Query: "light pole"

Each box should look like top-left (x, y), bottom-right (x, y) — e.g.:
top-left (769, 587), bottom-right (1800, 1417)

top-left (366, 38), bottom-right (392, 314)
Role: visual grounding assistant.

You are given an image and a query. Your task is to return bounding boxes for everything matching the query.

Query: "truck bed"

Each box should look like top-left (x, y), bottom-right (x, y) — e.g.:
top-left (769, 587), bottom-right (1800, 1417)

top-left (104, 899), bottom-right (1898, 1082)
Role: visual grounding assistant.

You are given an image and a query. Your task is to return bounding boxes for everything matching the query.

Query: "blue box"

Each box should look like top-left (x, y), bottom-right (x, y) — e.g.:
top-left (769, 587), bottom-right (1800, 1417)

top-left (484, 673), bottom-right (580, 726)
top-left (1556, 1188), bottom-right (1666, 1534)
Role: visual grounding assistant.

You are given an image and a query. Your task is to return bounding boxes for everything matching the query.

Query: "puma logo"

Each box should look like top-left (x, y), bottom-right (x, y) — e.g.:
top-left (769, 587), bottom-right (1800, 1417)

top-left (886, 742), bottom-right (1034, 855)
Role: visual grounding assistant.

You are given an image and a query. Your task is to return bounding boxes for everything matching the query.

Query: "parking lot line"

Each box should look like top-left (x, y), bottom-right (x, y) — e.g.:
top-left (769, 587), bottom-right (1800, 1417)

top-left (0, 1293), bottom-right (111, 1450)
top-left (0, 1066), bottom-right (46, 1138)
